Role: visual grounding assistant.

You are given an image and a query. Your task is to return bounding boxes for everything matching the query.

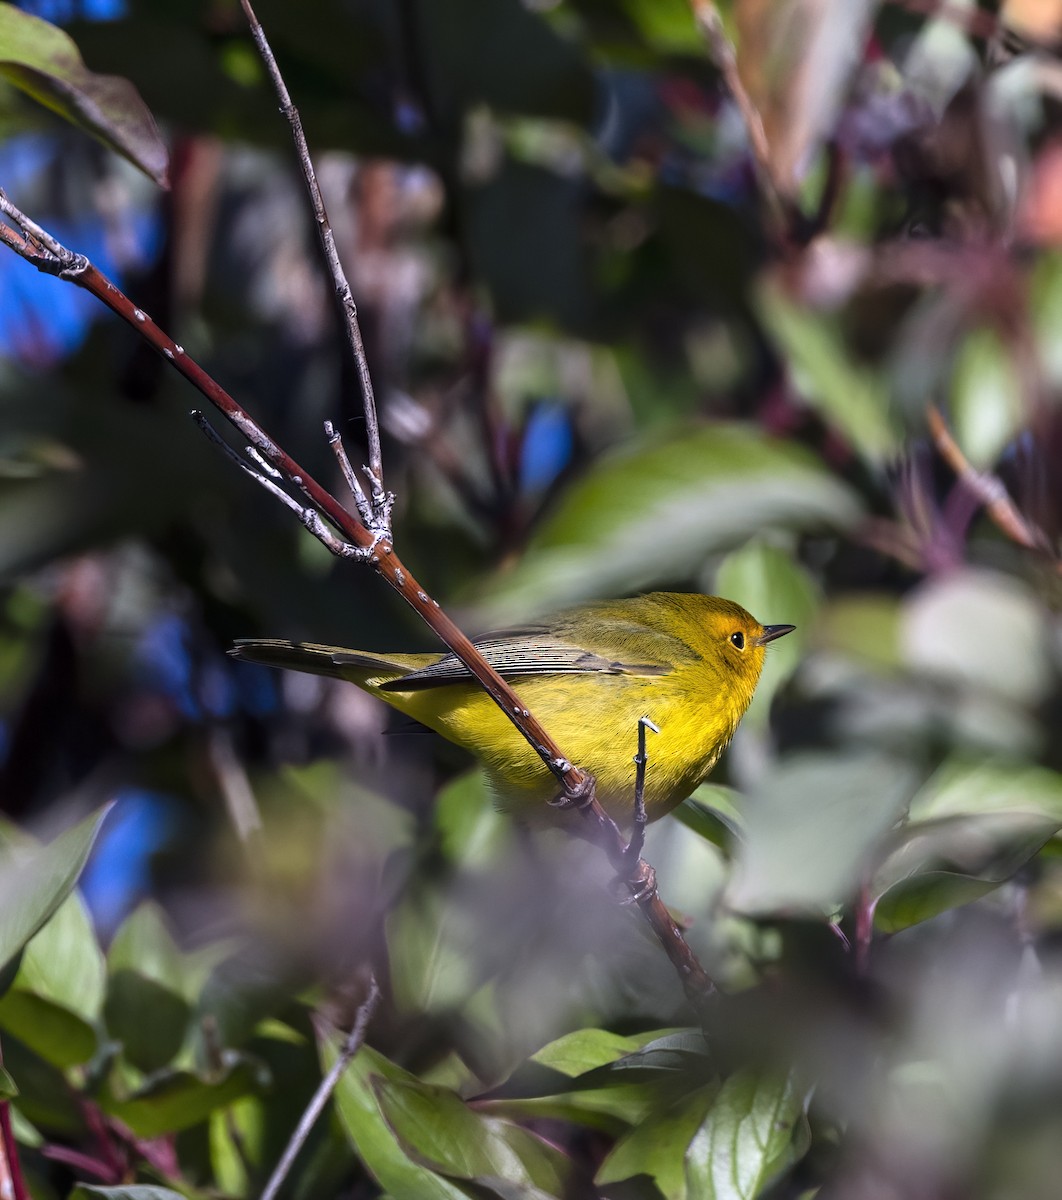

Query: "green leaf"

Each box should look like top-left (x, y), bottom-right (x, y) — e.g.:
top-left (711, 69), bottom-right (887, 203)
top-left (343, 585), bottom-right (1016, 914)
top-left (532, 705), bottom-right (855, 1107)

top-left (0, 888), bottom-right (104, 1067)
top-left (684, 1070), bottom-right (804, 1199)
top-left (759, 285), bottom-right (900, 463)
top-left (13, 889), bottom-right (104, 1017)
top-left (374, 1075), bottom-right (570, 1196)
top-left (0, 990), bottom-right (96, 1069)
top-left (479, 1084), bottom-right (654, 1132)
top-left (385, 884), bottom-right (476, 1016)
top-left (474, 424), bottom-right (860, 621)
top-left (434, 770), bottom-right (510, 869)
top-left (903, 569), bottom-right (1052, 706)
top-left (105, 971), bottom-right (190, 1074)
top-left (0, 3), bottom-right (168, 185)
top-left (714, 539), bottom-right (820, 727)
top-left (107, 902), bottom-right (185, 993)
top-left (728, 754), bottom-right (916, 915)
top-left (328, 1039), bottom-right (475, 1200)
top-left (0, 804), bottom-right (112, 979)
top-left (596, 1083), bottom-right (719, 1199)
top-left (531, 1027), bottom-right (679, 1078)
top-left (2, 1035), bottom-right (85, 1134)
top-left (673, 795), bottom-right (742, 854)
top-left (906, 756), bottom-right (1062, 825)
top-left (620, 0), bottom-right (700, 51)
top-left (0, 1065), bottom-right (18, 1099)
top-left (874, 870), bottom-right (1007, 934)
top-left (101, 1056), bottom-right (266, 1138)
top-left (105, 901), bottom-right (190, 1072)
top-left (71, 1188), bottom-right (187, 1200)
top-left (950, 329), bottom-right (1022, 469)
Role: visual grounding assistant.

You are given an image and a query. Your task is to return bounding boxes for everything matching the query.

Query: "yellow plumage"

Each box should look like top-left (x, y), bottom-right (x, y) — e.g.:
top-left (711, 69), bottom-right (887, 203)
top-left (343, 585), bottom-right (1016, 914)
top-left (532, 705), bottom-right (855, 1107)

top-left (232, 592), bottom-right (794, 825)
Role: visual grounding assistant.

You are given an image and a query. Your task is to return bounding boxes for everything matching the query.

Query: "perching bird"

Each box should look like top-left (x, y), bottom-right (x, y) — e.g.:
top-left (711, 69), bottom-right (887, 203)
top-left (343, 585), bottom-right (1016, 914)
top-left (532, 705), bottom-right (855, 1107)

top-left (232, 592), bottom-right (794, 825)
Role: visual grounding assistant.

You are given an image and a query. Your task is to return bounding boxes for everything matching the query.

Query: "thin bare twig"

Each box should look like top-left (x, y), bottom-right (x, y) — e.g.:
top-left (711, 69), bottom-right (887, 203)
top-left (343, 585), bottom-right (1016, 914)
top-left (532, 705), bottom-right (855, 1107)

top-left (926, 405), bottom-right (1057, 561)
top-left (688, 0), bottom-right (791, 239)
top-left (259, 975), bottom-right (381, 1200)
top-left (238, 0), bottom-right (387, 520)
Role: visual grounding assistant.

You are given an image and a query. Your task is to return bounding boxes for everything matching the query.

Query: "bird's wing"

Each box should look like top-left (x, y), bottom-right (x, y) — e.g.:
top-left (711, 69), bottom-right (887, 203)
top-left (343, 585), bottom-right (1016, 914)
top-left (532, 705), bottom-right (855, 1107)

top-left (377, 633), bottom-right (672, 692)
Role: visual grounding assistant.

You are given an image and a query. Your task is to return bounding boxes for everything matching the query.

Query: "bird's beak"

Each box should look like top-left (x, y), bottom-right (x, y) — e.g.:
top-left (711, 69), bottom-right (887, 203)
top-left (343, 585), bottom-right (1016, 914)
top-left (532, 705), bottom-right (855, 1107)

top-left (755, 624), bottom-right (796, 646)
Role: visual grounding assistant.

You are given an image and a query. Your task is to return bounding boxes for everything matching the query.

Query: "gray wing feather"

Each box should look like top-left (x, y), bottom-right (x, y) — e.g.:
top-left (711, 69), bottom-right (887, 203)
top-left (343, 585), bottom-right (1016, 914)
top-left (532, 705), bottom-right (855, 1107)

top-left (377, 636), bottom-right (669, 692)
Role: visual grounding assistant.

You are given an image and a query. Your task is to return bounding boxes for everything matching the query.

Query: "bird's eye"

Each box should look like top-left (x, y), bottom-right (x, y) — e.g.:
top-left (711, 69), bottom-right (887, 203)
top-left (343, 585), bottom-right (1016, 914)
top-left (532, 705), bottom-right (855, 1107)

top-left (730, 631), bottom-right (745, 650)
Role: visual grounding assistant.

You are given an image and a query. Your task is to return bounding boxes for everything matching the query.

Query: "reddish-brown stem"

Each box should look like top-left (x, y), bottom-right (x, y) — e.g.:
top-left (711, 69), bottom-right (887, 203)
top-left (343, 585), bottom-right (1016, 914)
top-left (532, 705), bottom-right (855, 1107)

top-left (0, 1103), bottom-right (29, 1200)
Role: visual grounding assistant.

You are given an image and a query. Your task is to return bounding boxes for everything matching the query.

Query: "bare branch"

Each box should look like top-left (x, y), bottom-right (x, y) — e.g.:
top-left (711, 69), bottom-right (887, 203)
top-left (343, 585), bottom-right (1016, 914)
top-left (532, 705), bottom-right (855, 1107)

top-left (239, 0), bottom-right (386, 519)
top-left (259, 974), bottom-right (381, 1200)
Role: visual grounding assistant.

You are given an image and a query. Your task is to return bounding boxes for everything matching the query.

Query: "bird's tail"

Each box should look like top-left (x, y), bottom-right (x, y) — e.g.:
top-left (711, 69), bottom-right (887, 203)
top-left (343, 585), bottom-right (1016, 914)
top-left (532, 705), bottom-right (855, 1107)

top-left (230, 639), bottom-right (426, 685)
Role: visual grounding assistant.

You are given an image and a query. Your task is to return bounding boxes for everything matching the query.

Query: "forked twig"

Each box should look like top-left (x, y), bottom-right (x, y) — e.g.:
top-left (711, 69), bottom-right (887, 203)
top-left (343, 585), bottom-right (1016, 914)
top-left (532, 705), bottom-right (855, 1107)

top-left (238, 0), bottom-right (387, 524)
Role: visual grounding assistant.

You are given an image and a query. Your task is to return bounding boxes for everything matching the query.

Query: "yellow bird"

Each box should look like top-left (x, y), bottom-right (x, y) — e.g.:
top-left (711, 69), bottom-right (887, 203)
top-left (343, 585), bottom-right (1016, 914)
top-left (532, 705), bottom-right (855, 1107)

top-left (232, 593), bottom-right (794, 826)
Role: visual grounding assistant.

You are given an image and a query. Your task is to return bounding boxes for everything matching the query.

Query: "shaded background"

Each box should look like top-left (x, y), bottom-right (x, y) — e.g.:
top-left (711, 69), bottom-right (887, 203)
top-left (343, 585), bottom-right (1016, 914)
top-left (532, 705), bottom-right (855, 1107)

top-left (1, 0), bottom-right (1062, 1197)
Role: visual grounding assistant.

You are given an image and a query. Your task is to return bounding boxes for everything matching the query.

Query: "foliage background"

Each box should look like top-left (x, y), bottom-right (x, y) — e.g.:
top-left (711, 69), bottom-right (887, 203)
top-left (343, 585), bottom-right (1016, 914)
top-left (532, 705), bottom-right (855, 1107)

top-left (1, 0), bottom-right (1062, 1197)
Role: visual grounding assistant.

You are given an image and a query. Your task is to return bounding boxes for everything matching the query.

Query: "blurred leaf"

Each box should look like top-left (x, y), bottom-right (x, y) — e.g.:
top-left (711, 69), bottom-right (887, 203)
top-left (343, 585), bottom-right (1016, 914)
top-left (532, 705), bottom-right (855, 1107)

top-left (480, 1084), bottom-right (654, 1132)
top-left (596, 1083), bottom-right (719, 1199)
top-left (715, 538), bottom-right (820, 726)
top-left (105, 903), bottom-right (190, 1073)
top-left (13, 890), bottom-right (103, 1016)
top-left (416, 0), bottom-right (594, 124)
top-left (684, 1069), bottom-right (804, 1199)
top-left (620, 0), bottom-right (700, 51)
top-left (874, 869), bottom-right (1014, 934)
top-left (728, 753), bottom-right (916, 915)
top-left (105, 972), bottom-right (190, 1074)
top-left (475, 424), bottom-right (860, 620)
top-left (908, 756), bottom-right (1062, 825)
top-left (902, 569), bottom-right (1052, 704)
top-left (0, 3), bottom-right (168, 185)
top-left (386, 884), bottom-right (476, 1016)
top-left (871, 756), bottom-right (1062, 930)
top-left (466, 159), bottom-right (591, 329)
top-left (3, 1034), bottom-right (85, 1134)
top-left (434, 770), bottom-right (510, 869)
top-left (108, 902), bottom-right (185, 993)
top-left (374, 1075), bottom-right (571, 1196)
top-left (71, 1189), bottom-right (187, 1200)
top-left (0, 990), bottom-right (96, 1069)
top-left (0, 1065), bottom-right (17, 1099)
top-left (328, 1039), bottom-right (475, 1200)
top-left (950, 328), bottom-right (1022, 469)
top-left (101, 1056), bottom-right (266, 1138)
top-left (759, 283), bottom-right (900, 463)
top-left (814, 595), bottom-right (903, 670)
top-left (673, 795), bottom-right (742, 854)
top-left (531, 1027), bottom-right (681, 1077)
top-left (209, 1096), bottom-right (264, 1198)
top-left (736, 0), bottom-right (878, 193)
top-left (0, 805), bottom-right (112, 979)
top-left (0, 889), bottom-right (103, 1067)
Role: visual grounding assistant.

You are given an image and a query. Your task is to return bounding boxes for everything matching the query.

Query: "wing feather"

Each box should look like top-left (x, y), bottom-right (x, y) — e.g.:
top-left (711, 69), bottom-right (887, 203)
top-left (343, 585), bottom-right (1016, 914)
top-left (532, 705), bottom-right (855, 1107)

top-left (377, 635), bottom-right (670, 692)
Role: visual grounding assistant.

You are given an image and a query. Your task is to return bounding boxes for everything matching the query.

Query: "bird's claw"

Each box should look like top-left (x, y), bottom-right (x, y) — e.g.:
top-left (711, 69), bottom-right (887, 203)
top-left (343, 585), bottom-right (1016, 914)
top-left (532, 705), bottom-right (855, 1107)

top-left (611, 860), bottom-right (658, 906)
